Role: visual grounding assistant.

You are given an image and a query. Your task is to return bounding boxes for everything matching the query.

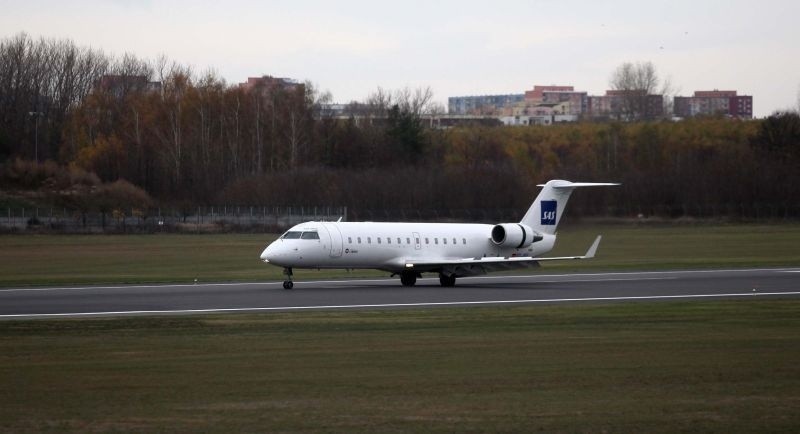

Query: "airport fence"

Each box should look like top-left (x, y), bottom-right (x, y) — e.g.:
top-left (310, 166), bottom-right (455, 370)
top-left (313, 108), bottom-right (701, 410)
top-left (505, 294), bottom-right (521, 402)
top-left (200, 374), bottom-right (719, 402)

top-left (2, 202), bottom-right (798, 234)
top-left (0, 206), bottom-right (347, 233)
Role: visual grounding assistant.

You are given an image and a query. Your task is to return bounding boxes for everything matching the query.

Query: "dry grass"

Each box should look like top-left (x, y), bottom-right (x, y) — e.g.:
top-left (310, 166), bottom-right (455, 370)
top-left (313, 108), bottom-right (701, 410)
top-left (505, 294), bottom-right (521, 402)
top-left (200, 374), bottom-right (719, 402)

top-left (1, 300), bottom-right (799, 432)
top-left (1, 223), bottom-right (799, 287)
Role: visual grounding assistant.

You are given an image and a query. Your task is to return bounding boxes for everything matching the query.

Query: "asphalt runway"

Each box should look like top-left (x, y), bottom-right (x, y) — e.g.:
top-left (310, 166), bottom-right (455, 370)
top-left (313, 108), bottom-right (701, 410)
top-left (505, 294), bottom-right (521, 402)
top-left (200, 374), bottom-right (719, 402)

top-left (2, 268), bottom-right (800, 319)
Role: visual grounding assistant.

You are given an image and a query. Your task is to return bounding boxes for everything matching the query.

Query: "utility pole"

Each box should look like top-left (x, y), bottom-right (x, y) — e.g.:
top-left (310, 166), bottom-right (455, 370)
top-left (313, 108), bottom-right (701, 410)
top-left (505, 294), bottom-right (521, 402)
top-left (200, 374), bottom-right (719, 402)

top-left (28, 111), bottom-right (43, 162)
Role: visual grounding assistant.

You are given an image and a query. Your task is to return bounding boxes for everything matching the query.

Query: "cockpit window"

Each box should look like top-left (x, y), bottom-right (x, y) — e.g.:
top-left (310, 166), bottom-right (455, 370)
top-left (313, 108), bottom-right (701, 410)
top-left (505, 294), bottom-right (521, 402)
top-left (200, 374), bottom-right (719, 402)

top-left (300, 231), bottom-right (320, 240)
top-left (282, 231), bottom-right (302, 239)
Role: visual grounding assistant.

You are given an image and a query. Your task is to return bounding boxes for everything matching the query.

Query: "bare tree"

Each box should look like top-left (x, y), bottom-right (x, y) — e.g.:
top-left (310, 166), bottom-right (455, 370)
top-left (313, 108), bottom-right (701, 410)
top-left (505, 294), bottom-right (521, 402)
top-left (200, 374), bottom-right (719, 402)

top-left (796, 82), bottom-right (800, 114)
top-left (365, 86), bottom-right (393, 118)
top-left (609, 61), bottom-right (672, 120)
top-left (0, 33), bottom-right (111, 160)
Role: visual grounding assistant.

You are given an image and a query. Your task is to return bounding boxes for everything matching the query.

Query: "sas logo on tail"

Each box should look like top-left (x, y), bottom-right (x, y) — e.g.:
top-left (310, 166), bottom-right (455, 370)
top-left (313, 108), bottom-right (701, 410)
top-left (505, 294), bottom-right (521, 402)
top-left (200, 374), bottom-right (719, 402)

top-left (541, 200), bottom-right (557, 225)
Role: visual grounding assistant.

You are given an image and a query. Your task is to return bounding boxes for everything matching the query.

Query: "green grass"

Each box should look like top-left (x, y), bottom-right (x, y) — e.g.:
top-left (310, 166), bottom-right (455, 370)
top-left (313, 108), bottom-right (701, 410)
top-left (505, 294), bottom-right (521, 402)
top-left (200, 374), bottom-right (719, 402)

top-left (1, 300), bottom-right (799, 433)
top-left (1, 223), bottom-right (799, 287)
top-left (0, 233), bottom-right (286, 287)
top-left (549, 222), bottom-right (800, 271)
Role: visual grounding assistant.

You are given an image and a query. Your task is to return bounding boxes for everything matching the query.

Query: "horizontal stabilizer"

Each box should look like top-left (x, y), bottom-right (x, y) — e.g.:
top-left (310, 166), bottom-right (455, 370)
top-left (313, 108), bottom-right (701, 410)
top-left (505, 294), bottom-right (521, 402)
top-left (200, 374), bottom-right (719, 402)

top-left (536, 181), bottom-right (620, 188)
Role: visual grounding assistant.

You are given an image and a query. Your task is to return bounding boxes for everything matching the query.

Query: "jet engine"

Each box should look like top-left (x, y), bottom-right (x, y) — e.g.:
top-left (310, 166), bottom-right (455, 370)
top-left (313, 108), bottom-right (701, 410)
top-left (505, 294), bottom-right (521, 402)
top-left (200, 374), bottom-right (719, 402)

top-left (490, 223), bottom-right (543, 249)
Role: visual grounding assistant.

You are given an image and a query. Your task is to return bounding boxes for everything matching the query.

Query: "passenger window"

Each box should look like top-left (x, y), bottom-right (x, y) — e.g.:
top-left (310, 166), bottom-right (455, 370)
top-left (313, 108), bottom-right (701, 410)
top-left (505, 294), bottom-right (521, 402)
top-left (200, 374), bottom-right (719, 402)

top-left (415, 238), bottom-right (419, 244)
top-left (348, 237), bottom-right (352, 244)
top-left (377, 238), bottom-right (381, 244)
top-left (367, 237), bottom-right (371, 244)
top-left (407, 238), bottom-right (411, 244)
top-left (387, 237), bottom-right (391, 244)
top-left (282, 231), bottom-right (302, 239)
top-left (358, 237), bottom-right (362, 244)
top-left (397, 237), bottom-right (401, 244)
top-left (435, 238), bottom-right (439, 245)
top-left (425, 238), bottom-right (429, 244)
top-left (462, 238), bottom-right (466, 245)
top-left (301, 232), bottom-right (320, 240)
top-left (453, 238), bottom-right (457, 244)
top-left (443, 238), bottom-right (447, 245)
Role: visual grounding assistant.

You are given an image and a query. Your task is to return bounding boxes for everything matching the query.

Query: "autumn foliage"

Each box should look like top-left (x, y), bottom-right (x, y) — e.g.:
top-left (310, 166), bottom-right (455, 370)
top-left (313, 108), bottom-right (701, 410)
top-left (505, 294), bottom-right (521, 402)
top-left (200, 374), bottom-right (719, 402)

top-left (2, 33), bottom-right (800, 220)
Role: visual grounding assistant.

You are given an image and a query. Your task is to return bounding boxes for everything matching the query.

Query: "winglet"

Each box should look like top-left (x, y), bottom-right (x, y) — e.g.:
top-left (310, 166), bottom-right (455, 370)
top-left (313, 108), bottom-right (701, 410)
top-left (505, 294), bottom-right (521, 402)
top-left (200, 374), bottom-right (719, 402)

top-left (584, 235), bottom-right (602, 259)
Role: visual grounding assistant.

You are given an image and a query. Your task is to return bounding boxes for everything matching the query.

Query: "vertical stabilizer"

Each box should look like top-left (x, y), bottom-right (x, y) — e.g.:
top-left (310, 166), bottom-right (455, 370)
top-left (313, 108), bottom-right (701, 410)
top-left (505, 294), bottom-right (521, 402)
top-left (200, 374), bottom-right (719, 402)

top-left (520, 180), bottom-right (618, 235)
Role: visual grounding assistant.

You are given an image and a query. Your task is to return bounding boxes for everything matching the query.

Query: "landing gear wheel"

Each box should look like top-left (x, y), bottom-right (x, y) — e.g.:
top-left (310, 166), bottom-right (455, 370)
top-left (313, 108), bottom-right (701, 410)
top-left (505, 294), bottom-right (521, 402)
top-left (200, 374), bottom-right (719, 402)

top-left (400, 271), bottom-right (417, 287)
top-left (282, 267), bottom-right (293, 290)
top-left (439, 274), bottom-right (456, 287)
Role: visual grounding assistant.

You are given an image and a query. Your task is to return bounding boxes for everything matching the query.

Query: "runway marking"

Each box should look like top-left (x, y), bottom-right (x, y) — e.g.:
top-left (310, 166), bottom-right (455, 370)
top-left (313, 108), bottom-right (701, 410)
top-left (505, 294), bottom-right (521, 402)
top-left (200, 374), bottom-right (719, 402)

top-left (2, 291), bottom-right (799, 319)
top-left (464, 268), bottom-right (800, 280)
top-left (533, 277), bottom-right (677, 283)
top-left (1, 267), bottom-right (796, 293)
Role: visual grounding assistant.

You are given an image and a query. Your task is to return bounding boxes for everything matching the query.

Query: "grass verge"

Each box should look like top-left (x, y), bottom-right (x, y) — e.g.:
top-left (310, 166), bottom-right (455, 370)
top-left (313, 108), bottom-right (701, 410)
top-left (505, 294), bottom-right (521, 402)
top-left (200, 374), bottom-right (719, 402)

top-left (1, 223), bottom-right (799, 287)
top-left (1, 299), bottom-right (799, 432)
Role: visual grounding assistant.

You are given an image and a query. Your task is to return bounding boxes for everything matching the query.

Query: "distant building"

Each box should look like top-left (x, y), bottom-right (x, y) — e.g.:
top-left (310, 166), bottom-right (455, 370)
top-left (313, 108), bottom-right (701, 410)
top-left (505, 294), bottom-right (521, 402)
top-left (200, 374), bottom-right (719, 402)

top-left (95, 75), bottom-right (161, 98)
top-left (239, 76), bottom-right (304, 95)
top-left (500, 114), bottom-right (578, 126)
top-left (523, 85), bottom-right (588, 116)
top-left (316, 103), bottom-right (501, 128)
top-left (448, 94), bottom-right (524, 115)
top-left (586, 90), bottom-right (664, 120)
top-left (673, 90), bottom-right (752, 119)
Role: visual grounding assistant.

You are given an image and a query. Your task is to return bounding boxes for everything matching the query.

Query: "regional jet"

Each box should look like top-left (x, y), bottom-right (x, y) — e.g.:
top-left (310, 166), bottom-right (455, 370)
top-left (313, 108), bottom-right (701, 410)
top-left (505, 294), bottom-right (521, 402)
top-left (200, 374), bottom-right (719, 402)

top-left (260, 180), bottom-right (617, 289)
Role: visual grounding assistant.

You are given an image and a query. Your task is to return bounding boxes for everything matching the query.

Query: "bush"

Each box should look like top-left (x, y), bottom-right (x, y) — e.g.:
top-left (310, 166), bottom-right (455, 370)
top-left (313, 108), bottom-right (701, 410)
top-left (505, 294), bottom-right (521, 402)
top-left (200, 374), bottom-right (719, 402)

top-left (0, 158), bottom-right (100, 190)
top-left (94, 179), bottom-right (153, 212)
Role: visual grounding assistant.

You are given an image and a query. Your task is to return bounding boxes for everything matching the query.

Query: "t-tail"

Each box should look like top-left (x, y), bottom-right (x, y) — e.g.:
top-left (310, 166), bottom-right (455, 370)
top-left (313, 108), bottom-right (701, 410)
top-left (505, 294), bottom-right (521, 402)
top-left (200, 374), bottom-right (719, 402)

top-left (520, 180), bottom-right (619, 235)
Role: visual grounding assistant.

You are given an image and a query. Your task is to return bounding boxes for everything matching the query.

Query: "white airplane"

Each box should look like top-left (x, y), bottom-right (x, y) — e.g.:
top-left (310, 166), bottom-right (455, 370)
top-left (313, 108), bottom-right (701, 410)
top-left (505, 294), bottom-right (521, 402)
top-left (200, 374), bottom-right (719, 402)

top-left (260, 180), bottom-right (618, 289)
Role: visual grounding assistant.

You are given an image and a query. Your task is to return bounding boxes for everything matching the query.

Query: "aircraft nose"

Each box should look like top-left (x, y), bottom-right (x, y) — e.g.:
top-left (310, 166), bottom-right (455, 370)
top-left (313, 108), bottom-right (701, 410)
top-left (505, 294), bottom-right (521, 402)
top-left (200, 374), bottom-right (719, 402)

top-left (260, 246), bottom-right (271, 262)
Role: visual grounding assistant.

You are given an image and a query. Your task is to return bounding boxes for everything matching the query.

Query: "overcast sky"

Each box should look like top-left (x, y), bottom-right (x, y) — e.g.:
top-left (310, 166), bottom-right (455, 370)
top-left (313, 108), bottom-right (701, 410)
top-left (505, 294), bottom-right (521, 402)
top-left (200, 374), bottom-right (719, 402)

top-left (2, 0), bottom-right (798, 116)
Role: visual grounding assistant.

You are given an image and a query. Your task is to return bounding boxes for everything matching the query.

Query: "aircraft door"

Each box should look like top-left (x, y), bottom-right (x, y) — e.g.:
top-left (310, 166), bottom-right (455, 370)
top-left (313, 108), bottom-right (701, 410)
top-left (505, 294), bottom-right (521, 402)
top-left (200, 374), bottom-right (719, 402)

top-left (413, 232), bottom-right (421, 250)
top-left (323, 223), bottom-right (343, 257)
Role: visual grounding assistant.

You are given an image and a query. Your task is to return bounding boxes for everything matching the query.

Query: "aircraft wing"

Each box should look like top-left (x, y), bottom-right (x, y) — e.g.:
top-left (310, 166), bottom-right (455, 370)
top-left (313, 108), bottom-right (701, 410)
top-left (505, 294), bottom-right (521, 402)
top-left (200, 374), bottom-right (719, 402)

top-left (404, 236), bottom-right (602, 275)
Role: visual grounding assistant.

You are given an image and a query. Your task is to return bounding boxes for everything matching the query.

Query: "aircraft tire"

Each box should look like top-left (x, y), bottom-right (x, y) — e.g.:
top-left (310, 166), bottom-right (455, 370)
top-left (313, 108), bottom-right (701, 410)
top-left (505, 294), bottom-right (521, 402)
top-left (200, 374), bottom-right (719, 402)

top-left (400, 272), bottom-right (417, 287)
top-left (439, 274), bottom-right (456, 287)
top-left (283, 281), bottom-right (293, 290)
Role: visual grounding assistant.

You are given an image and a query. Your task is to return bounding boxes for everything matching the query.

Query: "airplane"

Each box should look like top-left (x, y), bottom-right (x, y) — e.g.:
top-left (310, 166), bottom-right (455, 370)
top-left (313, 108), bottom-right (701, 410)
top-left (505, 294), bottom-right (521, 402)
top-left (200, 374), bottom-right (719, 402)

top-left (260, 180), bottom-right (618, 289)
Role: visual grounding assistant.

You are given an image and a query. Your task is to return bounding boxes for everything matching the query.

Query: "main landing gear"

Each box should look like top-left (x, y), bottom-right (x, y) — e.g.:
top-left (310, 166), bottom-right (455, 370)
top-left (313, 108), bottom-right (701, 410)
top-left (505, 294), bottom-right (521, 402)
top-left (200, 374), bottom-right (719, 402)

top-left (282, 267), bottom-right (293, 290)
top-left (399, 271), bottom-right (457, 287)
top-left (439, 273), bottom-right (456, 287)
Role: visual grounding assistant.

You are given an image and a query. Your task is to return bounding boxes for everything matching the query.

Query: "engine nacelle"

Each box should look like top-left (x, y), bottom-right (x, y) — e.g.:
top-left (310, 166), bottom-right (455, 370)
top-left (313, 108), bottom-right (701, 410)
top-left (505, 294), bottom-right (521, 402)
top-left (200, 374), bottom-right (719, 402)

top-left (490, 223), bottom-right (542, 249)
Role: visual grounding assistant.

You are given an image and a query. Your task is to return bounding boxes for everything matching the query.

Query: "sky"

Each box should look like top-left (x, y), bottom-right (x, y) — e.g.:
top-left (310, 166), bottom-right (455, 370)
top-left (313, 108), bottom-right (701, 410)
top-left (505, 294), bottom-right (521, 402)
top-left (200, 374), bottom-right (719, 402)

top-left (2, 0), bottom-right (799, 117)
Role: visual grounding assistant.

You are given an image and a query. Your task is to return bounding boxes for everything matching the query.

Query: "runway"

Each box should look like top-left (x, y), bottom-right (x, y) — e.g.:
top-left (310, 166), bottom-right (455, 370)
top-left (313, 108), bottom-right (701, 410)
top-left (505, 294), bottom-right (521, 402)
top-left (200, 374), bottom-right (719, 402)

top-left (2, 268), bottom-right (800, 319)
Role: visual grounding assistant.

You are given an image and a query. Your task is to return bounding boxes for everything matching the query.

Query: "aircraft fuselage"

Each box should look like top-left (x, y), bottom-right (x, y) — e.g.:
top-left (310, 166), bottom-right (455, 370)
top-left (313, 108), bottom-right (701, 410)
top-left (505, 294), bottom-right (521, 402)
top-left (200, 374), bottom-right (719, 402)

top-left (260, 221), bottom-right (556, 272)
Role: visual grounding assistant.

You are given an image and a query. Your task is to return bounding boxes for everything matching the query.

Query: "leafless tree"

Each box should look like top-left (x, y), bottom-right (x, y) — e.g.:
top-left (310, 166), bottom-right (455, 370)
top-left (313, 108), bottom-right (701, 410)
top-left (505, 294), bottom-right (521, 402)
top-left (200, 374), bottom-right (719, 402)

top-left (796, 82), bottom-right (800, 114)
top-left (365, 86), bottom-right (393, 117)
top-left (609, 61), bottom-right (673, 120)
top-left (0, 33), bottom-right (110, 159)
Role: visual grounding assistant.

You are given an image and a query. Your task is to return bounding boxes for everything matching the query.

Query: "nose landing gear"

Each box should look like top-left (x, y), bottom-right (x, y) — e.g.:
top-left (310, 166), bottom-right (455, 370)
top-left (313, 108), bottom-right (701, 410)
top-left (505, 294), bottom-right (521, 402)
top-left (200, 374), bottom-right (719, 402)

top-left (282, 267), bottom-right (293, 290)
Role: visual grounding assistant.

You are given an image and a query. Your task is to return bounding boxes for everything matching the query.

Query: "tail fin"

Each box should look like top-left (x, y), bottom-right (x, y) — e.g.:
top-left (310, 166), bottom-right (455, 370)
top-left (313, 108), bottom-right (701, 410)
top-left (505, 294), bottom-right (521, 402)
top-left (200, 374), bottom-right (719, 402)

top-left (521, 180), bottom-right (619, 235)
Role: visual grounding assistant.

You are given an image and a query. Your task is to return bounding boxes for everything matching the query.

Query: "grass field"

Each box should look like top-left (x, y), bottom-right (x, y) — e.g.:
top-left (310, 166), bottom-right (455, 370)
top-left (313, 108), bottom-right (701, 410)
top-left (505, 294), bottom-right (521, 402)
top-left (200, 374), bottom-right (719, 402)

top-left (1, 300), bottom-right (799, 433)
top-left (2, 224), bottom-right (799, 432)
top-left (1, 223), bottom-right (800, 287)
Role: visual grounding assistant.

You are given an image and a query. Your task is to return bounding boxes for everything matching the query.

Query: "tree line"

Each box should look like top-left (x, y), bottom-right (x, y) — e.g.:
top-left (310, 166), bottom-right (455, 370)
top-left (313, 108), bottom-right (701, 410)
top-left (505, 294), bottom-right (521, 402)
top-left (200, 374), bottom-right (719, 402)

top-left (1, 33), bottom-right (799, 221)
